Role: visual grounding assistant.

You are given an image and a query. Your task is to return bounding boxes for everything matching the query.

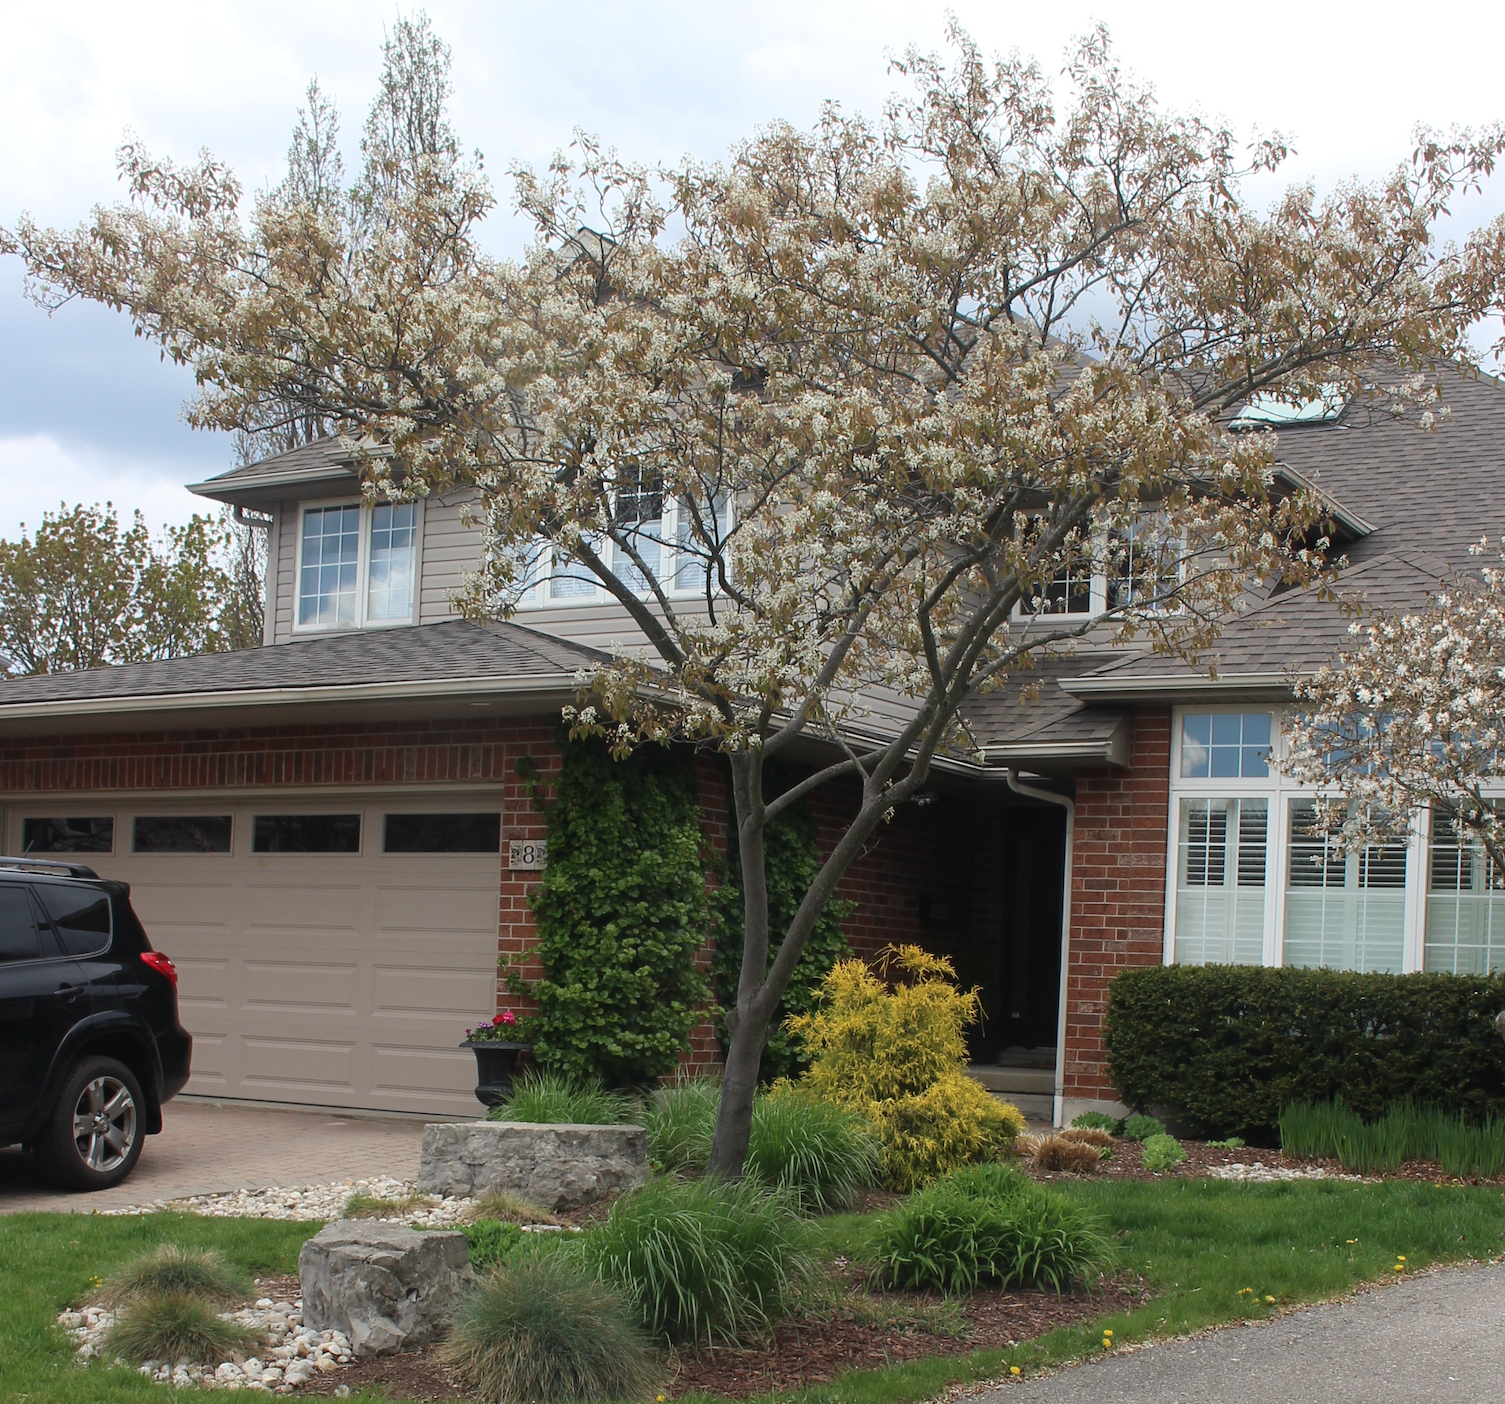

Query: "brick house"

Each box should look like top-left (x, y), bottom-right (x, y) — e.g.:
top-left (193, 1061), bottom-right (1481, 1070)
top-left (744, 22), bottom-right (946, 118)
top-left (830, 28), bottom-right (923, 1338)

top-left (3, 375), bottom-right (1502, 1124)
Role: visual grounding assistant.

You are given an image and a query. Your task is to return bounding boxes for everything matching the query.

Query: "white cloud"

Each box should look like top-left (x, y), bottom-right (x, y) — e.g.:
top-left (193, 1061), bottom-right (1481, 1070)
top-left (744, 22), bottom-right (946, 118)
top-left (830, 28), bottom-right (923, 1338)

top-left (0, 434), bottom-right (215, 541)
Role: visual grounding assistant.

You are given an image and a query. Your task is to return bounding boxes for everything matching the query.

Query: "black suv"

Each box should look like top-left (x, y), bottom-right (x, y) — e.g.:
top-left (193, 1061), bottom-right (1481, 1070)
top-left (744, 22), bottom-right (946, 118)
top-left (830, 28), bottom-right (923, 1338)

top-left (0, 857), bottom-right (192, 1190)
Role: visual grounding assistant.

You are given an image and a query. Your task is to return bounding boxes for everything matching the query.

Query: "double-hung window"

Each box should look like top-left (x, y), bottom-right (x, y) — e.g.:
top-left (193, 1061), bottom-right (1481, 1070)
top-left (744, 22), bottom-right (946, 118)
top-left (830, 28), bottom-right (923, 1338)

top-left (296, 500), bottom-right (420, 630)
top-left (517, 489), bottom-right (734, 607)
top-left (1167, 707), bottom-right (1423, 973)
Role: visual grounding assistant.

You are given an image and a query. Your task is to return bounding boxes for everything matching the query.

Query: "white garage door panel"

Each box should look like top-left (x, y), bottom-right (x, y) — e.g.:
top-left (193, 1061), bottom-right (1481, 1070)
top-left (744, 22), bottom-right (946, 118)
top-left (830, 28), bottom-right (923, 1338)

top-left (8, 798), bottom-right (501, 1115)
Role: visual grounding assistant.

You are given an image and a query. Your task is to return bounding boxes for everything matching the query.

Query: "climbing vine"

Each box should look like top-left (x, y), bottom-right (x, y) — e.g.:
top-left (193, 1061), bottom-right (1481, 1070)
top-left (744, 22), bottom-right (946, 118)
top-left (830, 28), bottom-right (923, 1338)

top-left (516, 735), bottom-right (711, 1089)
top-left (713, 778), bottom-right (853, 1083)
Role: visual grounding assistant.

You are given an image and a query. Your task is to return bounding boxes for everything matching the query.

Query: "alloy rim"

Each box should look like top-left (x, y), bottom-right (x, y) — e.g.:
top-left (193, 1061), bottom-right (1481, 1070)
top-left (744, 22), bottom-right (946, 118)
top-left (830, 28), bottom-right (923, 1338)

top-left (71, 1076), bottom-right (137, 1172)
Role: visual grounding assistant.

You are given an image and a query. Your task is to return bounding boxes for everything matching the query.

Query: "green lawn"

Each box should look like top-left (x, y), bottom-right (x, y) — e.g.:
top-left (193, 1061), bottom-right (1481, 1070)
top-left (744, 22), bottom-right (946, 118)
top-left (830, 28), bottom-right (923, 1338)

top-left (5, 1179), bottom-right (1504, 1404)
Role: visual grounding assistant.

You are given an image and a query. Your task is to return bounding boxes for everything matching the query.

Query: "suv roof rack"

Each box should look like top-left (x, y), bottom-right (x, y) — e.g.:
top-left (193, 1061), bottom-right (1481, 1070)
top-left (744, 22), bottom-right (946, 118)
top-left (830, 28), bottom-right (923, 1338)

top-left (0, 855), bottom-right (100, 879)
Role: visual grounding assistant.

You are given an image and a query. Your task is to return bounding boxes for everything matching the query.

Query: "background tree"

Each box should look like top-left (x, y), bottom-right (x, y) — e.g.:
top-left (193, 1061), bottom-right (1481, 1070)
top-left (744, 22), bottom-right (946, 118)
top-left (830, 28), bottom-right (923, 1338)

top-left (1283, 545), bottom-right (1505, 874)
top-left (0, 504), bottom-right (246, 674)
top-left (6, 20), bottom-right (1505, 1173)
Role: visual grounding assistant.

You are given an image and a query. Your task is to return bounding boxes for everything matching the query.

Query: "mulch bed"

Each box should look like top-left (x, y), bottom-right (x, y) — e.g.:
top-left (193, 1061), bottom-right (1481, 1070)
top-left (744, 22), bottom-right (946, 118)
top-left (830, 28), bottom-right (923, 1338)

top-left (666, 1275), bottom-right (1143, 1398)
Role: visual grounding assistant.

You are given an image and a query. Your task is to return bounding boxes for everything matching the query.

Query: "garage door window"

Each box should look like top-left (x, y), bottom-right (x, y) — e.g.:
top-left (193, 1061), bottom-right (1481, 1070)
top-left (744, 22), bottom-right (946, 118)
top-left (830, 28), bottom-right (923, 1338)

top-left (36, 884), bottom-right (112, 956)
top-left (133, 816), bottom-right (233, 854)
top-left (384, 813), bottom-right (502, 853)
top-left (253, 814), bottom-right (362, 853)
top-left (21, 817), bottom-right (114, 854)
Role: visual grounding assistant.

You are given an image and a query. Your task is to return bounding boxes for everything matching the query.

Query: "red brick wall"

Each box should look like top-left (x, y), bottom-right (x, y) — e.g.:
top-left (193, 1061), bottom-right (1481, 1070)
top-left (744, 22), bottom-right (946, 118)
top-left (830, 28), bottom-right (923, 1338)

top-left (1062, 709), bottom-right (1171, 1102)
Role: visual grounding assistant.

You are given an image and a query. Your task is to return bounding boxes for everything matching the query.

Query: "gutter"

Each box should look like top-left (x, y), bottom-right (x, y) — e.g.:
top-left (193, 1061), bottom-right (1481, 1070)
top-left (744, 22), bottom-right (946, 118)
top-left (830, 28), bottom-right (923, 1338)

top-left (0, 671), bottom-right (583, 725)
top-left (1058, 669), bottom-right (1302, 703)
top-left (1003, 768), bottom-right (1075, 1130)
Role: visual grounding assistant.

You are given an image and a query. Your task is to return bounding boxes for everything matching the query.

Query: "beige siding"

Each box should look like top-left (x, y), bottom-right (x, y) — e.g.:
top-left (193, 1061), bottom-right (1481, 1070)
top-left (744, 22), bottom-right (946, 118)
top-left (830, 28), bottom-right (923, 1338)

top-left (271, 499), bottom-right (299, 644)
top-left (418, 491), bottom-right (481, 624)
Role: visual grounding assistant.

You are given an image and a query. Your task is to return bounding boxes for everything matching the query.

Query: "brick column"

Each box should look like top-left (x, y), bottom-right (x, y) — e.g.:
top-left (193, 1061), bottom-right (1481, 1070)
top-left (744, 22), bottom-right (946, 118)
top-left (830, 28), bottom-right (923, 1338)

top-left (1061, 708), bottom-right (1171, 1110)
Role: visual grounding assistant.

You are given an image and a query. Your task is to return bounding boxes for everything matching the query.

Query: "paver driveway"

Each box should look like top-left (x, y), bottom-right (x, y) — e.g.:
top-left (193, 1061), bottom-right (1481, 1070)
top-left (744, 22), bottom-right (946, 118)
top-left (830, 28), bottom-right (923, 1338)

top-left (978, 1260), bottom-right (1505, 1404)
top-left (0, 1099), bottom-right (424, 1214)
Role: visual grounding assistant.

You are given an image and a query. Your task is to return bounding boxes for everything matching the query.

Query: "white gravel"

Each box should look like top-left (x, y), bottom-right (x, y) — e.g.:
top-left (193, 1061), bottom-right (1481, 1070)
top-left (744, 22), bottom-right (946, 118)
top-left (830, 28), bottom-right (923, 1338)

top-left (62, 1290), bottom-right (356, 1394)
top-left (96, 1176), bottom-right (475, 1225)
top-left (1207, 1160), bottom-right (1360, 1182)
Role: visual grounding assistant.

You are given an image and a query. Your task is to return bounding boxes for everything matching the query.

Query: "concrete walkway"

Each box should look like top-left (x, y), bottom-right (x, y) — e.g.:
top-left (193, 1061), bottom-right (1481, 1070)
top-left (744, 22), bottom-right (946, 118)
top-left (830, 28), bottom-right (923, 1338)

top-left (980, 1261), bottom-right (1505, 1404)
top-left (0, 1100), bottom-right (425, 1214)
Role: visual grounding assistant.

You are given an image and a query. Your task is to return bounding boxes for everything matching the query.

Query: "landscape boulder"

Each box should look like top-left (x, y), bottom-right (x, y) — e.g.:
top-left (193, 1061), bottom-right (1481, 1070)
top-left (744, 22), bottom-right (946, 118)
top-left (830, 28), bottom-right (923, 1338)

top-left (418, 1120), bottom-right (649, 1209)
top-left (298, 1221), bottom-right (472, 1357)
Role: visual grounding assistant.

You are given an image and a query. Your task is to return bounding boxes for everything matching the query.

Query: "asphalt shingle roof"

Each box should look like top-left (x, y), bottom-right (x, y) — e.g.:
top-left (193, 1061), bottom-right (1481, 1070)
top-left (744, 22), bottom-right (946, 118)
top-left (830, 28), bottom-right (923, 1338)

top-left (0, 619), bottom-right (608, 708)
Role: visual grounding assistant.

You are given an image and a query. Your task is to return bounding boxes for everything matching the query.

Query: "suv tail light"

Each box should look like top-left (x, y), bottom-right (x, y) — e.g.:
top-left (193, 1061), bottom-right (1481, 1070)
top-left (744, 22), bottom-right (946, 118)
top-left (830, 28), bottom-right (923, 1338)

top-left (141, 951), bottom-right (178, 987)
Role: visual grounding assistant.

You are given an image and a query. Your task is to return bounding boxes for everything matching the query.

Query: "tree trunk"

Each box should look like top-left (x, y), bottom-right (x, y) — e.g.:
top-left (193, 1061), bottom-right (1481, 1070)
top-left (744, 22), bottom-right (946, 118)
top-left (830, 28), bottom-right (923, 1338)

top-left (707, 1011), bottom-right (764, 1177)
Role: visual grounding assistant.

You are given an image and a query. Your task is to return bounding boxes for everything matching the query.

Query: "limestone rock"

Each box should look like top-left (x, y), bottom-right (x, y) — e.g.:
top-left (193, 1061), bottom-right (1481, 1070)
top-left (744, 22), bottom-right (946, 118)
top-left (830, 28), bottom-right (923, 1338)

top-left (298, 1221), bottom-right (472, 1356)
top-left (418, 1121), bottom-right (649, 1209)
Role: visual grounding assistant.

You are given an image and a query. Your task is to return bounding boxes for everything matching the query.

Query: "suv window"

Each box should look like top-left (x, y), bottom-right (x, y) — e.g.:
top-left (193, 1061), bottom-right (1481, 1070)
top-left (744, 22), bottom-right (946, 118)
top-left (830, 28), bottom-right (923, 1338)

top-left (36, 885), bottom-right (112, 957)
top-left (0, 884), bottom-right (43, 962)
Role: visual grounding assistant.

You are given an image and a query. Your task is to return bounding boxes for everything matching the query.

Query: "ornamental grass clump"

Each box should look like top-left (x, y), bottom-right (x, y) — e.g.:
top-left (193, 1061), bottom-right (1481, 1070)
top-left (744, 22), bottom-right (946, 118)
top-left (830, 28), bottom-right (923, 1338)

top-left (1032, 1134), bottom-right (1103, 1174)
top-left (745, 1086), bottom-right (881, 1212)
top-left (107, 1294), bottom-right (257, 1366)
top-left (644, 1074), bottom-right (719, 1172)
top-left (789, 945), bottom-right (1025, 1189)
top-left (488, 1069), bottom-right (639, 1126)
top-left (579, 1174), bottom-right (814, 1346)
top-left (875, 1164), bottom-right (1110, 1293)
top-left (1279, 1097), bottom-right (1505, 1177)
top-left (100, 1244), bottom-right (249, 1308)
top-left (442, 1251), bottom-right (662, 1404)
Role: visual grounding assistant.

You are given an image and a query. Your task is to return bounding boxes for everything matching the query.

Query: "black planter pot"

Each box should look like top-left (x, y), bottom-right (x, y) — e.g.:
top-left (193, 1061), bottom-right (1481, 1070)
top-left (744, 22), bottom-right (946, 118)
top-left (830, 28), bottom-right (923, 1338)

top-left (462, 1040), bottom-right (530, 1109)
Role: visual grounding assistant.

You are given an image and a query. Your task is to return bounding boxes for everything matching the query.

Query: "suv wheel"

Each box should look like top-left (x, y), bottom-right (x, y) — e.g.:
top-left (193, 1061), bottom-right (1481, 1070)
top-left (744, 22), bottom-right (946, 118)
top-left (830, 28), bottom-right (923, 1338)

top-left (37, 1057), bottom-right (146, 1191)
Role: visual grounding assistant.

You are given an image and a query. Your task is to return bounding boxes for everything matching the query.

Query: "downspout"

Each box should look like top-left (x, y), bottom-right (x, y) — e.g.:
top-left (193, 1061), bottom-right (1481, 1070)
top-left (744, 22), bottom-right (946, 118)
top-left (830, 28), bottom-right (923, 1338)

top-left (1004, 768), bottom-right (1074, 1129)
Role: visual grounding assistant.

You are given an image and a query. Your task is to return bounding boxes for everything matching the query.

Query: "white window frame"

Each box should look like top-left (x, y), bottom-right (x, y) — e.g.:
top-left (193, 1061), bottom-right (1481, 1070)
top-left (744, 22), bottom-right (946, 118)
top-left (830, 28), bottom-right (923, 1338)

top-left (516, 493), bottom-right (735, 611)
top-left (1014, 519), bottom-right (1186, 623)
top-left (1164, 704), bottom-right (1427, 974)
top-left (292, 497), bottom-right (424, 633)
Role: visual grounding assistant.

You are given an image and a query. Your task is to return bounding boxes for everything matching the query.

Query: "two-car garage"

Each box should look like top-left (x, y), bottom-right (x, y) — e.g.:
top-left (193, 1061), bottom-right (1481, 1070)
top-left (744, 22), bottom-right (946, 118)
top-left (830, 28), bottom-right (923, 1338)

top-left (4, 797), bottom-right (505, 1116)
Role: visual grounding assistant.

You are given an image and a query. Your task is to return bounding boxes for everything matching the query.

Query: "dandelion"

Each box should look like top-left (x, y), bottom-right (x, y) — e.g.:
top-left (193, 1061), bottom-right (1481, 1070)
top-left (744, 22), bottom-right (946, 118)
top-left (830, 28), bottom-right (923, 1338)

top-left (1103, 1329), bottom-right (1113, 1337)
top-left (1010, 1366), bottom-right (1021, 1377)
top-left (1265, 1295), bottom-right (1275, 1304)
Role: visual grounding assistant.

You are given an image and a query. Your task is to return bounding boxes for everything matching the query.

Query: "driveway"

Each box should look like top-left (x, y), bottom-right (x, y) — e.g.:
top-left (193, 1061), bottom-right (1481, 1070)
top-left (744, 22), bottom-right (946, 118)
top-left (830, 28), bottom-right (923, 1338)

top-left (0, 1100), bottom-right (425, 1214)
top-left (979, 1260), bottom-right (1505, 1404)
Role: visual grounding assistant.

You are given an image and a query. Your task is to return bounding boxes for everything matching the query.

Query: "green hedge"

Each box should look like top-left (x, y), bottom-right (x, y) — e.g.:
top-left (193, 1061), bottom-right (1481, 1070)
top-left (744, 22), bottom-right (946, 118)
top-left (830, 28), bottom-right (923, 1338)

top-left (1104, 965), bottom-right (1505, 1139)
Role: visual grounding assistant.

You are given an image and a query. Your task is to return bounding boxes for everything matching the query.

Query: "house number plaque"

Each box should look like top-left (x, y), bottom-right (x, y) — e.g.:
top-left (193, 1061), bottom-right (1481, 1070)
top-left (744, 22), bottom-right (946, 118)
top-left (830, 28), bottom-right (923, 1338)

top-left (508, 839), bottom-right (547, 870)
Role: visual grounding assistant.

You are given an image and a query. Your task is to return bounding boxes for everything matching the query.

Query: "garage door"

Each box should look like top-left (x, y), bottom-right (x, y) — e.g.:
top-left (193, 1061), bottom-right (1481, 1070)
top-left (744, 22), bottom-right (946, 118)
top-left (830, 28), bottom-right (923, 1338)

top-left (6, 800), bottom-right (503, 1115)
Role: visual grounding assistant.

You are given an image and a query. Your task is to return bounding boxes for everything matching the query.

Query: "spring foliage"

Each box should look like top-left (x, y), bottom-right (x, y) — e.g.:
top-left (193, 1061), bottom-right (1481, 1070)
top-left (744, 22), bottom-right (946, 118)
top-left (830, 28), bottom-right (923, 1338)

top-left (521, 738), bottom-right (710, 1088)
top-left (791, 945), bottom-right (1025, 1189)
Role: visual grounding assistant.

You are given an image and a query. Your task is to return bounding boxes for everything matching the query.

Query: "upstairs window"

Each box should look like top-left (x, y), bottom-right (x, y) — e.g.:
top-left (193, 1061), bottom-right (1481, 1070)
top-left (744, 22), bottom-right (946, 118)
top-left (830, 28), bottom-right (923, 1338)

top-left (1180, 713), bottom-right (1272, 778)
top-left (296, 500), bottom-right (421, 630)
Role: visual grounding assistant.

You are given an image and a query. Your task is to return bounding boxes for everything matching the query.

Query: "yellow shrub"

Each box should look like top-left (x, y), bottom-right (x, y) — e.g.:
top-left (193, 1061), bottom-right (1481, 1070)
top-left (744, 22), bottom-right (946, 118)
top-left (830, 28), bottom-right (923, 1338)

top-left (787, 945), bottom-right (1025, 1189)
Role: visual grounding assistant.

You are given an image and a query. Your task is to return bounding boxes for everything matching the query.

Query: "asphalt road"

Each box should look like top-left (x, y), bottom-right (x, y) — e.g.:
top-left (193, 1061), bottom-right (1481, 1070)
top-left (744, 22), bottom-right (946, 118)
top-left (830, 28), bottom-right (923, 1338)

top-left (976, 1261), bottom-right (1505, 1404)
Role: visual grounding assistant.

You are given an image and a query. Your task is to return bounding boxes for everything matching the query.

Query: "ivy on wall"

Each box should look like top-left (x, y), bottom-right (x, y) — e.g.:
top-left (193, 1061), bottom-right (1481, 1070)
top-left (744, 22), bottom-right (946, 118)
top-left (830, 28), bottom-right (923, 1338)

top-left (517, 736), bottom-right (711, 1089)
top-left (713, 780), bottom-right (853, 1083)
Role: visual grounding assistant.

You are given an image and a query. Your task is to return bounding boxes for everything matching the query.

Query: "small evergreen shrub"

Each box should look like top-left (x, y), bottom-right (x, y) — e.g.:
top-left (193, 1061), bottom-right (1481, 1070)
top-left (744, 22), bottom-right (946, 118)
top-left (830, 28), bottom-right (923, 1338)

top-left (107, 1294), bottom-right (256, 1365)
top-left (1207, 1136), bottom-right (1246, 1150)
top-left (791, 945), bottom-right (1025, 1189)
top-left (713, 781), bottom-right (854, 1082)
top-left (745, 1087), bottom-right (882, 1212)
top-left (579, 1174), bottom-right (814, 1346)
top-left (464, 1219), bottom-right (526, 1269)
top-left (1105, 964), bottom-right (1505, 1138)
top-left (1071, 1112), bottom-right (1121, 1133)
top-left (1140, 1134), bottom-right (1188, 1171)
top-left (1122, 1114), bottom-right (1166, 1143)
top-left (875, 1168), bottom-right (1110, 1293)
top-left (442, 1252), bottom-right (662, 1404)
top-left (519, 739), bottom-right (711, 1088)
top-left (488, 1069), bottom-right (638, 1126)
top-left (101, 1244), bottom-right (248, 1308)
top-left (644, 1074), bottom-right (719, 1173)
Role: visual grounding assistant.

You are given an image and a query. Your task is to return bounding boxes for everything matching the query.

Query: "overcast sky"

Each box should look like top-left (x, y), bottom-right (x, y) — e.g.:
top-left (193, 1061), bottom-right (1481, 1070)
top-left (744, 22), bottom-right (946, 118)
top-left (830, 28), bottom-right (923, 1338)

top-left (2, 0), bottom-right (1504, 540)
